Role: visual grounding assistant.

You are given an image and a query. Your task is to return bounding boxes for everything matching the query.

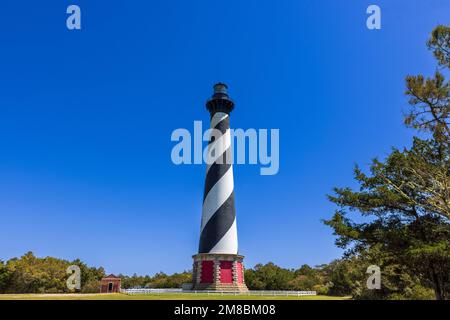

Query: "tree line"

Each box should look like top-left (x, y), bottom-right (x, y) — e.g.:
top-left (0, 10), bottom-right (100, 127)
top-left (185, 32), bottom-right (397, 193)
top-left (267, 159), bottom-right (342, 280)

top-left (0, 251), bottom-right (436, 299)
top-left (0, 252), bottom-right (104, 293)
top-left (119, 258), bottom-right (436, 299)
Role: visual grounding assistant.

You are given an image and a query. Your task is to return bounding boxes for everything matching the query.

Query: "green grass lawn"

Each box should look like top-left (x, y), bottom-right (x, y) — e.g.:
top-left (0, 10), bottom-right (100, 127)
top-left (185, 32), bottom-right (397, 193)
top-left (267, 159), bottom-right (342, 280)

top-left (0, 293), bottom-right (351, 300)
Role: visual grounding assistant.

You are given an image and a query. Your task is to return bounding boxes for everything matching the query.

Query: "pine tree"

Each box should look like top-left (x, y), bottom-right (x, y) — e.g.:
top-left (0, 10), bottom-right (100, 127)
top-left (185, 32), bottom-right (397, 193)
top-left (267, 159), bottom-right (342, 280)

top-left (324, 25), bottom-right (450, 300)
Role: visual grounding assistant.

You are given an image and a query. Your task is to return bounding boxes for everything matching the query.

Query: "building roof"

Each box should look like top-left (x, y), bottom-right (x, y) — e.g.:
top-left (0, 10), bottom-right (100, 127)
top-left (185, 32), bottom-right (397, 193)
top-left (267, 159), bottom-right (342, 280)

top-left (101, 274), bottom-right (121, 280)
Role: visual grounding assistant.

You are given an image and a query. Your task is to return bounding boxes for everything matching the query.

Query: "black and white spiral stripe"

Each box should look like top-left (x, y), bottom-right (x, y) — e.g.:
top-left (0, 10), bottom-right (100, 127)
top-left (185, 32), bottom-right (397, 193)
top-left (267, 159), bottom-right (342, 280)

top-left (198, 111), bottom-right (238, 254)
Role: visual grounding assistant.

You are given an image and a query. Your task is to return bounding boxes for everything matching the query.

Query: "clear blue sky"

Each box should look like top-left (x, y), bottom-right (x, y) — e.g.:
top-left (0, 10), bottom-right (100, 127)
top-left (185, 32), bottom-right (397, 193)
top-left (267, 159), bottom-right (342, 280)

top-left (0, 1), bottom-right (448, 275)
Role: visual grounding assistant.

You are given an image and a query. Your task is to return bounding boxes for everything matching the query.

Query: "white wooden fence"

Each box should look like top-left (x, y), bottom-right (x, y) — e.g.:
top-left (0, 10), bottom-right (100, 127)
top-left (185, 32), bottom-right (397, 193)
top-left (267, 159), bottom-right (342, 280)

top-left (122, 288), bottom-right (316, 297)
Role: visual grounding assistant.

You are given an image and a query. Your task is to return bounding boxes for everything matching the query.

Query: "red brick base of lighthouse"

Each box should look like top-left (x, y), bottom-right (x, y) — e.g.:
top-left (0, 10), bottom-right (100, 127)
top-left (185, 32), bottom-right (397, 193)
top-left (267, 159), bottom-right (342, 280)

top-left (192, 253), bottom-right (249, 292)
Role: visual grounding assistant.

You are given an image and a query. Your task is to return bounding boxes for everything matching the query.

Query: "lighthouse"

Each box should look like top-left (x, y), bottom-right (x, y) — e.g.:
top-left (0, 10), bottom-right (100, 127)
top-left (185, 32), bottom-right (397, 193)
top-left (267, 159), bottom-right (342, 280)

top-left (192, 83), bottom-right (248, 291)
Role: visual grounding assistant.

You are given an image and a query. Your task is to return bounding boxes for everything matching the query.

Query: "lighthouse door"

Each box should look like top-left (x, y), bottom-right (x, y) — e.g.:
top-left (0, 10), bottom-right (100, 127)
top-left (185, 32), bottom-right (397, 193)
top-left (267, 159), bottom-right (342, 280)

top-left (220, 261), bottom-right (233, 284)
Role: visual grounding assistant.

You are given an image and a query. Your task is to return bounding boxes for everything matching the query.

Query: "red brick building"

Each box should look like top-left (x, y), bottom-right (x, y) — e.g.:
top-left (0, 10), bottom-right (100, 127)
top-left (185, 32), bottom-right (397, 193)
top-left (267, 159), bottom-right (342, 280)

top-left (100, 274), bottom-right (121, 293)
